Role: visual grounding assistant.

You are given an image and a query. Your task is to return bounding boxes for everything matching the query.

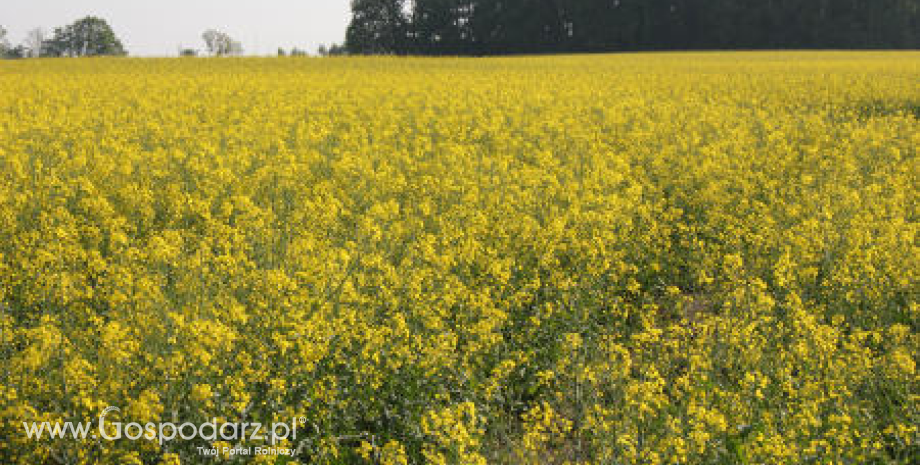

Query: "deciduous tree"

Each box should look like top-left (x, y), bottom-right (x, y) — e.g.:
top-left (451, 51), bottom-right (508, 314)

top-left (42, 17), bottom-right (126, 57)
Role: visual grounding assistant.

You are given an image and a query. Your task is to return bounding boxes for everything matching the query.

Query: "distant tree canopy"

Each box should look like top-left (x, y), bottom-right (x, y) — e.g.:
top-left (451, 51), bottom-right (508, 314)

top-left (0, 25), bottom-right (27, 59)
top-left (317, 43), bottom-right (347, 56)
top-left (24, 28), bottom-right (46, 58)
top-left (0, 26), bottom-right (8, 55)
top-left (346, 0), bottom-right (920, 55)
top-left (202, 29), bottom-right (243, 56)
top-left (42, 16), bottom-right (126, 57)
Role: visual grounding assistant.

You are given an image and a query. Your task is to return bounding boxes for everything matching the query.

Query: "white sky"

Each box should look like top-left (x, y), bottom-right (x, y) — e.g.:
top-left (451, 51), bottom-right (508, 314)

top-left (1, 1), bottom-right (351, 56)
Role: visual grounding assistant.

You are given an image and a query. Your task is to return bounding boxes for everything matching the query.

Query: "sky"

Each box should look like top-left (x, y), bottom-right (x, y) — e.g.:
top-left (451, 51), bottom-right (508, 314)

top-left (2, 1), bottom-right (351, 56)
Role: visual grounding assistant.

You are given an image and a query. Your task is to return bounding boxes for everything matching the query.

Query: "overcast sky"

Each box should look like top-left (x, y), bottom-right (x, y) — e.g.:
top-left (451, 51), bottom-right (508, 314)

top-left (2, 1), bottom-right (351, 56)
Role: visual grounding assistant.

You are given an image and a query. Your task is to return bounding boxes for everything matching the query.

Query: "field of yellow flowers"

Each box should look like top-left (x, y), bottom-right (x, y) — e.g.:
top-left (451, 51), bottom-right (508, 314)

top-left (0, 52), bottom-right (917, 464)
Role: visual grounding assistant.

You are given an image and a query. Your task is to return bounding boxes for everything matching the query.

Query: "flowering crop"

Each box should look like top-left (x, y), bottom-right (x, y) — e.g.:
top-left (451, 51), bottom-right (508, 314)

top-left (0, 52), bottom-right (917, 464)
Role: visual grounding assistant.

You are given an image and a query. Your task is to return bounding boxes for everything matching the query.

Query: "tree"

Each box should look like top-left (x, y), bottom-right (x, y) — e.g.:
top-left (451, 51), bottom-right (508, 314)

top-left (42, 17), bottom-right (127, 57)
top-left (1, 26), bottom-right (28, 59)
top-left (202, 29), bottom-right (229, 56)
top-left (346, 0), bottom-right (409, 54)
top-left (411, 0), bottom-right (473, 54)
top-left (317, 43), bottom-right (347, 56)
top-left (202, 29), bottom-right (243, 56)
top-left (0, 25), bottom-right (9, 56)
top-left (331, 43), bottom-right (347, 55)
top-left (5, 45), bottom-right (27, 59)
top-left (24, 28), bottom-right (45, 57)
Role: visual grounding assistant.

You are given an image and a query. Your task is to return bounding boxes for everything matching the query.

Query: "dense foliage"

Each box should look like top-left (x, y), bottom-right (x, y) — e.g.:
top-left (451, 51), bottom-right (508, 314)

top-left (41, 16), bottom-right (126, 58)
top-left (0, 53), bottom-right (918, 464)
top-left (347, 0), bottom-right (920, 55)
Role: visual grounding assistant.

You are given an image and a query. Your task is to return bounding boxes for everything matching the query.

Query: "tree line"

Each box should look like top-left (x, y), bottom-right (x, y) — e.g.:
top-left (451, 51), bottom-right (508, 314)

top-left (1, 17), bottom-right (126, 58)
top-left (346, 0), bottom-right (920, 55)
top-left (0, 17), bottom-right (245, 58)
top-left (1, 17), bottom-right (344, 59)
top-left (4, 4), bottom-right (916, 60)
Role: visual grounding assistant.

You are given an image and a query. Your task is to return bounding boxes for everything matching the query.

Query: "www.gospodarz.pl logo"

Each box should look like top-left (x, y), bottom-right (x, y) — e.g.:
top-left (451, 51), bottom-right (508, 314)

top-left (23, 406), bottom-right (304, 447)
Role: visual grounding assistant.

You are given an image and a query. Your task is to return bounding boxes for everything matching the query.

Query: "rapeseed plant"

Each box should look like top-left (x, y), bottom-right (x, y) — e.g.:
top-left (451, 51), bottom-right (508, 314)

top-left (0, 52), bottom-right (917, 464)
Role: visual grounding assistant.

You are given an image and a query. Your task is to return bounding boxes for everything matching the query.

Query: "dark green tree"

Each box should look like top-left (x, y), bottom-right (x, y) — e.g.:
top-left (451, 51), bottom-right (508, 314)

top-left (346, 0), bottom-right (409, 54)
top-left (42, 17), bottom-right (127, 57)
top-left (347, 0), bottom-right (920, 55)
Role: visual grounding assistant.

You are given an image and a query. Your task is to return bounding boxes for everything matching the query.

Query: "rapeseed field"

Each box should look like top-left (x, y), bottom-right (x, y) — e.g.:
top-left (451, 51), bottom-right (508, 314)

top-left (0, 52), bottom-right (917, 464)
